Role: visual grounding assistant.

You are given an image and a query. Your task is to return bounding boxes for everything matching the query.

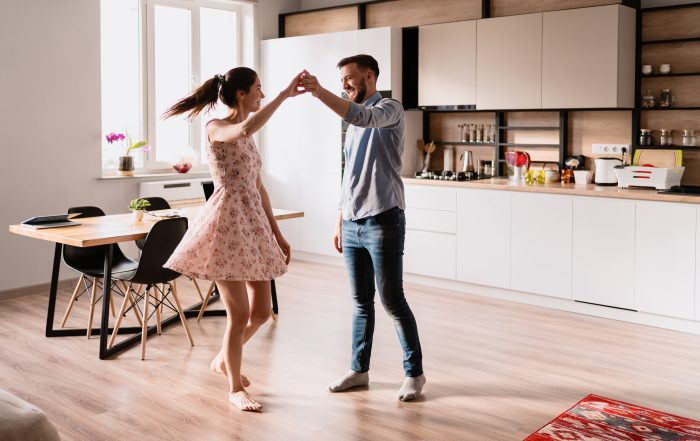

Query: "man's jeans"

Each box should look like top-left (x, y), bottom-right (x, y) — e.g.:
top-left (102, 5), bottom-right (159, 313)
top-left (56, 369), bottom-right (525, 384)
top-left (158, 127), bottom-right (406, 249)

top-left (342, 207), bottom-right (423, 377)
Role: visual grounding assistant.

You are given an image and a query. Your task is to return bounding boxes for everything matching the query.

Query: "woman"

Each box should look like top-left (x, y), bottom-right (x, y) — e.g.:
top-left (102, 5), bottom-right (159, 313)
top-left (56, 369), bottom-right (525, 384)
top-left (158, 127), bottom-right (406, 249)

top-left (163, 67), bottom-right (305, 411)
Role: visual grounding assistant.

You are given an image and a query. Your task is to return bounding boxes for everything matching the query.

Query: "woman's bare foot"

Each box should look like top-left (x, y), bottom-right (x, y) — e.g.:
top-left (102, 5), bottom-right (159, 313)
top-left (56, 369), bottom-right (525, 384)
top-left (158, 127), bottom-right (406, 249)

top-left (210, 356), bottom-right (250, 387)
top-left (229, 390), bottom-right (262, 412)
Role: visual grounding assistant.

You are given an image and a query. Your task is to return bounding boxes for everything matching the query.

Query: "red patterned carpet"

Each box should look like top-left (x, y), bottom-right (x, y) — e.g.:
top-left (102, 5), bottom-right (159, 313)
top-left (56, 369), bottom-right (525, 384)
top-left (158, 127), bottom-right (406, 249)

top-left (526, 395), bottom-right (700, 440)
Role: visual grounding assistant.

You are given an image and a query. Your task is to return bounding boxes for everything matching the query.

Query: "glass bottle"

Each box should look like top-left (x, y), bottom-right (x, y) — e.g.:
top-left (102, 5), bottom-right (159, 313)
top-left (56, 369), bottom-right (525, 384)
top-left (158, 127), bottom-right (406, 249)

top-left (659, 129), bottom-right (673, 146)
top-left (641, 90), bottom-right (656, 108)
top-left (659, 89), bottom-right (675, 108)
top-left (639, 129), bottom-right (652, 146)
top-left (682, 129), bottom-right (697, 147)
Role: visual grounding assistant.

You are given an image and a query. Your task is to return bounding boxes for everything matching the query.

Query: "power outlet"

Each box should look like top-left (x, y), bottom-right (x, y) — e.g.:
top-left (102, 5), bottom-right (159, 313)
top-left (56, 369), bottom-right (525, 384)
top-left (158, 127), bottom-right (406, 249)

top-left (592, 143), bottom-right (630, 155)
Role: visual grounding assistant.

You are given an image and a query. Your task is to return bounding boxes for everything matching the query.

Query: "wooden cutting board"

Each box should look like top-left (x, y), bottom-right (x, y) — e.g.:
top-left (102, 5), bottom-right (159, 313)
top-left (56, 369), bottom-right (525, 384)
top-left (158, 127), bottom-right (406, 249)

top-left (633, 149), bottom-right (683, 168)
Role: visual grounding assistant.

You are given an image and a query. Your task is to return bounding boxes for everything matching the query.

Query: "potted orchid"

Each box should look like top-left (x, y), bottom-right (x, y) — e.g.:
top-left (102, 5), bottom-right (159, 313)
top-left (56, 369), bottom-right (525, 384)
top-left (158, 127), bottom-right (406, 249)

top-left (106, 131), bottom-right (150, 176)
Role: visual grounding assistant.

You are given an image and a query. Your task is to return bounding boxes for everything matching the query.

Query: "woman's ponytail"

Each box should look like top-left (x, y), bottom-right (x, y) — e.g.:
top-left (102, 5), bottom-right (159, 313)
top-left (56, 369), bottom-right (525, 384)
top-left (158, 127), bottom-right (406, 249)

top-left (163, 76), bottom-right (221, 119)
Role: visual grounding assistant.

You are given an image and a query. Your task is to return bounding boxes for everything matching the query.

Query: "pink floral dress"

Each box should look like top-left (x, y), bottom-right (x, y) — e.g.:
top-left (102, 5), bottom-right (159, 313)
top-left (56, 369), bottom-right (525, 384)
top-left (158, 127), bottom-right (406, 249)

top-left (165, 132), bottom-right (287, 281)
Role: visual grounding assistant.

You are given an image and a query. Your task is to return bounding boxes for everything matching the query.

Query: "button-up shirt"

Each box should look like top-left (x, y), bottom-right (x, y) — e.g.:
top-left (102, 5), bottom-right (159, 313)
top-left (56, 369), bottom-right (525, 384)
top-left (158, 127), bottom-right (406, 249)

top-left (340, 92), bottom-right (405, 221)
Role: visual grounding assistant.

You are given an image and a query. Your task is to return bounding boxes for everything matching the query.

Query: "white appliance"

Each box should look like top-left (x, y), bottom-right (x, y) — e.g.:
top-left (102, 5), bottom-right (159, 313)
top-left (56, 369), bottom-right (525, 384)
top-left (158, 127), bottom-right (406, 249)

top-left (615, 166), bottom-right (685, 190)
top-left (594, 157), bottom-right (622, 185)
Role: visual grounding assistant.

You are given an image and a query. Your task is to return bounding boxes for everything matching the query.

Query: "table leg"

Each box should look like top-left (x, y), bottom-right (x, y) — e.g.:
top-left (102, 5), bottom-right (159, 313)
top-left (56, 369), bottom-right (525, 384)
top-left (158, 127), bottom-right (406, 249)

top-left (45, 243), bottom-right (63, 337)
top-left (98, 244), bottom-right (113, 360)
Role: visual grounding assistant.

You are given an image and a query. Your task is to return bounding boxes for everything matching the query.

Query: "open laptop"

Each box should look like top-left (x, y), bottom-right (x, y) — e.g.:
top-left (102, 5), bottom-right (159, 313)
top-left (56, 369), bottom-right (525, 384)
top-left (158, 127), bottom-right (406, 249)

top-left (21, 213), bottom-right (81, 229)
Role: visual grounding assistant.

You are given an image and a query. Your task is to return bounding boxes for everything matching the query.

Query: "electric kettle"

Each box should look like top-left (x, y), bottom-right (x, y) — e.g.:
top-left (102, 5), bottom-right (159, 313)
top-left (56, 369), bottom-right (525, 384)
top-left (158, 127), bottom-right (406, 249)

top-left (594, 157), bottom-right (623, 185)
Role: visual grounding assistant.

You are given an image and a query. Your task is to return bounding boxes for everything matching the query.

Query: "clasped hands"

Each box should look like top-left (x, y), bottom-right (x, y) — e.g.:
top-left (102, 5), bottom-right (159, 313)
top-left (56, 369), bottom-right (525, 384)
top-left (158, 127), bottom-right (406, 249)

top-left (282, 70), bottom-right (322, 98)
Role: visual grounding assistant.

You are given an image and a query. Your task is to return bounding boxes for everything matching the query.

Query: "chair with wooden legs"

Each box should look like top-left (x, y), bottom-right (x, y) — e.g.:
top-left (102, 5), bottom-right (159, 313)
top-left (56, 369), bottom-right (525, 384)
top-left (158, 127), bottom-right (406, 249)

top-left (61, 206), bottom-right (140, 338)
top-left (109, 217), bottom-right (194, 360)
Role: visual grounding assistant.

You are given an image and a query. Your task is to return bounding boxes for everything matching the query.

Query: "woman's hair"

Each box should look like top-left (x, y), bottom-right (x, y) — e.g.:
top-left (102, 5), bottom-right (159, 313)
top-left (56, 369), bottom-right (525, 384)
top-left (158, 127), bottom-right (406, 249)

top-left (163, 67), bottom-right (258, 119)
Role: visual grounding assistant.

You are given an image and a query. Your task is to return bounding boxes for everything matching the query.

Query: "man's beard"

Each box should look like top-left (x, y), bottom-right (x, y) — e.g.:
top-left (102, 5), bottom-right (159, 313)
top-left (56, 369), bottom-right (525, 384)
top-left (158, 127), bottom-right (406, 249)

top-left (351, 82), bottom-right (368, 104)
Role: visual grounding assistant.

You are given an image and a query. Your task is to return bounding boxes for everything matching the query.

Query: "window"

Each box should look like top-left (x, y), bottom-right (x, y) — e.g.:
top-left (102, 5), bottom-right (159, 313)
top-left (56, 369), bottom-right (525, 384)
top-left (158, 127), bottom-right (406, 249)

top-left (101, 0), bottom-right (255, 173)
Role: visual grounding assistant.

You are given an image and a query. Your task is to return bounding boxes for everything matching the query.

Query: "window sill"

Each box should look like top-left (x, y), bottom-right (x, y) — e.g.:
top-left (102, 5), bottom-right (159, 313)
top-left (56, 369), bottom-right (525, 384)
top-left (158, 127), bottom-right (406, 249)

top-left (99, 170), bottom-right (212, 180)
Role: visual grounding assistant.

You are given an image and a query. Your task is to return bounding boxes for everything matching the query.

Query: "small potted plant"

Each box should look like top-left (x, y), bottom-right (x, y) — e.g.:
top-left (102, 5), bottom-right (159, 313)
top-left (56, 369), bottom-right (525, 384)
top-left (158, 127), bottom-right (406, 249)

top-left (128, 198), bottom-right (151, 222)
top-left (106, 131), bottom-right (150, 176)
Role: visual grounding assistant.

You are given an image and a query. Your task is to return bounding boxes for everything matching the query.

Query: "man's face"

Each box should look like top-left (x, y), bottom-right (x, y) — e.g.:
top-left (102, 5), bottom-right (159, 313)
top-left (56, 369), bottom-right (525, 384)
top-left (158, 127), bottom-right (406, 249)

top-left (340, 63), bottom-right (370, 104)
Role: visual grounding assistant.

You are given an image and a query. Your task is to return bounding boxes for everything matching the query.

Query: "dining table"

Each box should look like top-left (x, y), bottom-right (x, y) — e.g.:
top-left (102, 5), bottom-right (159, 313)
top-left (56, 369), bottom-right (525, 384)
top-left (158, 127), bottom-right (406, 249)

top-left (8, 206), bottom-right (303, 359)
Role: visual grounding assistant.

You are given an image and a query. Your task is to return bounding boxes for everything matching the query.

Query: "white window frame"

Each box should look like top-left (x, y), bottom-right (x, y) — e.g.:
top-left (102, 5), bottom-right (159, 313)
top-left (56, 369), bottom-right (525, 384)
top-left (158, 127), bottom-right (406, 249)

top-left (145, 0), bottom-right (244, 171)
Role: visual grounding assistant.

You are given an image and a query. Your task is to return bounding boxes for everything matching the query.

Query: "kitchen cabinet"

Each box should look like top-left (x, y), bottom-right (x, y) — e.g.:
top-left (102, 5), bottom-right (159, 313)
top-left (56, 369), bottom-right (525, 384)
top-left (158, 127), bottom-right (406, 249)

top-left (418, 20), bottom-right (476, 107)
top-left (456, 189), bottom-right (511, 289)
top-left (261, 27), bottom-right (401, 255)
top-left (572, 197), bottom-right (635, 309)
top-left (404, 184), bottom-right (456, 279)
top-left (476, 13), bottom-right (542, 110)
top-left (542, 5), bottom-right (635, 109)
top-left (511, 192), bottom-right (572, 298)
top-left (635, 202), bottom-right (695, 319)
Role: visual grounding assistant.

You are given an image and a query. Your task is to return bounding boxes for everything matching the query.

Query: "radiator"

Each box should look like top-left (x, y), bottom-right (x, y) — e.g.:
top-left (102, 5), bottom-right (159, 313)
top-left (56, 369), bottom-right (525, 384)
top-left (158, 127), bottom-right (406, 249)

top-left (139, 177), bottom-right (212, 208)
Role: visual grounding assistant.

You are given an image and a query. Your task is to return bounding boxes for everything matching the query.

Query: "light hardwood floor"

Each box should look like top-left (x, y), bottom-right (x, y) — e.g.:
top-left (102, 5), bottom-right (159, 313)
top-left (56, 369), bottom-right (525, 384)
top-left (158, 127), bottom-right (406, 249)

top-left (1, 260), bottom-right (700, 440)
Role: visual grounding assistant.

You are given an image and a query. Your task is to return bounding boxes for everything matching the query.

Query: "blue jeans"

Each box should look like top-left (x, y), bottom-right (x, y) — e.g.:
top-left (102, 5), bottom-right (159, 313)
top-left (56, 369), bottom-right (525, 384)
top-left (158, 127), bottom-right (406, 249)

top-left (342, 207), bottom-right (423, 377)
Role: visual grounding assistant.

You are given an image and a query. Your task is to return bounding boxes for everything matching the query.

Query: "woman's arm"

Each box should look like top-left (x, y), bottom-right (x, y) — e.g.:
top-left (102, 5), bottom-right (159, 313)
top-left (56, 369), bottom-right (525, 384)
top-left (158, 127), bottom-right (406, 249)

top-left (258, 176), bottom-right (291, 264)
top-left (209, 72), bottom-right (305, 143)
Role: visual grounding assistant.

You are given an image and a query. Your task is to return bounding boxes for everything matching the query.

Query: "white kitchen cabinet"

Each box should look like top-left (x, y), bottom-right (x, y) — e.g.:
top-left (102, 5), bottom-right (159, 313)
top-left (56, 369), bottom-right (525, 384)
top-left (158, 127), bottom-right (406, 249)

top-left (404, 184), bottom-right (457, 212)
top-left (300, 173), bottom-right (341, 257)
top-left (456, 189), bottom-right (511, 289)
top-left (511, 193), bottom-right (572, 298)
top-left (404, 229), bottom-right (456, 280)
top-left (418, 20), bottom-right (476, 107)
top-left (635, 202), bottom-right (695, 319)
top-left (542, 5), bottom-right (635, 109)
top-left (697, 209), bottom-right (700, 321)
top-left (572, 197), bottom-right (635, 309)
top-left (476, 13), bottom-right (542, 110)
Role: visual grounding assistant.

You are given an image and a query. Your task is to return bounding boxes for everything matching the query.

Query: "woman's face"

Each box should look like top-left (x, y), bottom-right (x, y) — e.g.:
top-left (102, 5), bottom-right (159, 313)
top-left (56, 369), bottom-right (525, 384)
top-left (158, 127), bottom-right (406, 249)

top-left (240, 76), bottom-right (265, 111)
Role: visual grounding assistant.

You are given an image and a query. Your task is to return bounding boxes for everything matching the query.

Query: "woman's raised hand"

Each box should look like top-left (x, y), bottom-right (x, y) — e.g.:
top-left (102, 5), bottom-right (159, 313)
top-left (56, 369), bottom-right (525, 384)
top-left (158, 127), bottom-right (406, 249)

top-left (283, 72), bottom-right (307, 98)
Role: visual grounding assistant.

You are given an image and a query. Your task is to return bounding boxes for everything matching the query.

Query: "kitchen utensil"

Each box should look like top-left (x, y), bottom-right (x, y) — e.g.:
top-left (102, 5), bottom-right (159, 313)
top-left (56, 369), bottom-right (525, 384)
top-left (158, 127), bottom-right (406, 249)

top-left (443, 147), bottom-right (454, 172)
top-left (594, 158), bottom-right (623, 185)
top-left (659, 64), bottom-right (671, 74)
top-left (641, 64), bottom-right (652, 75)
top-left (459, 150), bottom-right (473, 172)
top-left (421, 141), bottom-right (436, 173)
top-left (615, 166), bottom-right (685, 190)
top-left (659, 129), bottom-right (673, 145)
top-left (573, 170), bottom-right (592, 185)
top-left (543, 162), bottom-right (561, 182)
top-left (561, 169), bottom-right (573, 183)
top-left (641, 90), bottom-right (656, 108)
top-left (633, 149), bottom-right (683, 168)
top-left (565, 155), bottom-right (585, 170)
top-left (682, 129), bottom-right (697, 147)
top-left (639, 129), bottom-right (652, 146)
top-left (659, 89), bottom-right (675, 108)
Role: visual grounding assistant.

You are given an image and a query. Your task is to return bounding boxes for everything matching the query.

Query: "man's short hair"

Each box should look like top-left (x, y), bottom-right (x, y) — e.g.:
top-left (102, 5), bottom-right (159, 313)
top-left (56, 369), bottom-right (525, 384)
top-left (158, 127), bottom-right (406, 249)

top-left (337, 54), bottom-right (379, 79)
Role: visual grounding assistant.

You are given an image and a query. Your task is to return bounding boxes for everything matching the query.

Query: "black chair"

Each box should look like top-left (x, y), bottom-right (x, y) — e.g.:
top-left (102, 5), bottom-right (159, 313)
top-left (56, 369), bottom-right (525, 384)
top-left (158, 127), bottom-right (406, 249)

top-left (109, 217), bottom-right (194, 360)
top-left (196, 181), bottom-right (281, 321)
top-left (61, 206), bottom-right (141, 337)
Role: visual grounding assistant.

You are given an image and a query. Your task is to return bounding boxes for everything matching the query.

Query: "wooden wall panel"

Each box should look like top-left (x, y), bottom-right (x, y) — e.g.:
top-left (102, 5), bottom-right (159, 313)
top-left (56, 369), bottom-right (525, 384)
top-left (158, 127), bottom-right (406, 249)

top-left (504, 112), bottom-right (560, 165)
top-left (491, 0), bottom-right (620, 17)
top-left (642, 7), bottom-right (700, 42)
top-left (365, 0), bottom-right (481, 28)
top-left (427, 112), bottom-right (495, 171)
top-left (642, 41), bottom-right (700, 74)
top-left (284, 7), bottom-right (358, 37)
top-left (640, 76), bottom-right (700, 108)
top-left (568, 111), bottom-right (632, 170)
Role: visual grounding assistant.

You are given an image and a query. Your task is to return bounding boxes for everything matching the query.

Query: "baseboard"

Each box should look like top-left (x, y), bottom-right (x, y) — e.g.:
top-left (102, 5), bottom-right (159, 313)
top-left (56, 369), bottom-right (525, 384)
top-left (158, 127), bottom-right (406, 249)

top-left (0, 278), bottom-right (79, 301)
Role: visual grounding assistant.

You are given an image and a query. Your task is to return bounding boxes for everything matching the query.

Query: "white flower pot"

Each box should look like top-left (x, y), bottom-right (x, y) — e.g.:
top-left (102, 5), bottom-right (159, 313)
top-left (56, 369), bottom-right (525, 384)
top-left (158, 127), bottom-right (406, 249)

top-left (132, 210), bottom-right (144, 222)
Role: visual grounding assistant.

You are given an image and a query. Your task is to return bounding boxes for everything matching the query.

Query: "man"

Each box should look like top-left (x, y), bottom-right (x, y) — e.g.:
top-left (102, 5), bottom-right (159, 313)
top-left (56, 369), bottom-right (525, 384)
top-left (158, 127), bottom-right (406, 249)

top-left (301, 54), bottom-right (426, 402)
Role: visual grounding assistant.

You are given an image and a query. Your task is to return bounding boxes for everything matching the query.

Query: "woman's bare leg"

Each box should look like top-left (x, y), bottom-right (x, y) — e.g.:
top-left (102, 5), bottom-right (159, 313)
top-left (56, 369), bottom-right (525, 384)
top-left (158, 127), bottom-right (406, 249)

top-left (211, 281), bottom-right (272, 385)
top-left (216, 279), bottom-right (261, 411)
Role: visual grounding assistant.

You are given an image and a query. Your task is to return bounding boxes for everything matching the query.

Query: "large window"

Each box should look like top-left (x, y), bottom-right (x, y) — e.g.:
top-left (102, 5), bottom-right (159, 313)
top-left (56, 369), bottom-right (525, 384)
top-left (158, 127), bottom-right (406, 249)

top-left (101, 0), bottom-right (255, 173)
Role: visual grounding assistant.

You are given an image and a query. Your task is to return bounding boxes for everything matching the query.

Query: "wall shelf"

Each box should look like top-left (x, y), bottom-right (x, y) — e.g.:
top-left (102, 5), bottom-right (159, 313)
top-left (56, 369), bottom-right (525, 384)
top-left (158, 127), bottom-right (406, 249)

top-left (499, 143), bottom-right (560, 148)
top-left (635, 145), bottom-right (698, 150)
top-left (638, 107), bottom-right (700, 111)
top-left (641, 72), bottom-right (700, 78)
top-left (641, 37), bottom-right (700, 45)
top-left (434, 141), bottom-right (496, 146)
top-left (497, 126), bottom-right (560, 131)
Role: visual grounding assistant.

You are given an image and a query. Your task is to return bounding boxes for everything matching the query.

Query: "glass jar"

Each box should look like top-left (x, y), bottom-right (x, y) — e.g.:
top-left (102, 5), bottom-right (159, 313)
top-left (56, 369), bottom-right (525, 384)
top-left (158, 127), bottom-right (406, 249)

top-left (641, 90), bottom-right (656, 108)
top-left (682, 129), bottom-right (697, 147)
top-left (639, 129), bottom-right (652, 146)
top-left (659, 129), bottom-right (673, 146)
top-left (659, 88), bottom-right (675, 108)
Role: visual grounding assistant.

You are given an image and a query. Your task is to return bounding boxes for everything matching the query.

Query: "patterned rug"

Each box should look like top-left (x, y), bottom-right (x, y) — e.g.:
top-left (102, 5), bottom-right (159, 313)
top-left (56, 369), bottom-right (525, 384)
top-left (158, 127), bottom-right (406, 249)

top-left (525, 394), bottom-right (700, 440)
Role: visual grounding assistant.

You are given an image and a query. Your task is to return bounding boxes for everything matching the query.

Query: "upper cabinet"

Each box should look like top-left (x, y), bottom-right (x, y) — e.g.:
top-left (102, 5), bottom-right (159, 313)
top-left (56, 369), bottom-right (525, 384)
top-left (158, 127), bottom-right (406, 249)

top-left (476, 13), bottom-right (543, 110)
top-left (542, 5), bottom-right (636, 109)
top-left (418, 21), bottom-right (476, 107)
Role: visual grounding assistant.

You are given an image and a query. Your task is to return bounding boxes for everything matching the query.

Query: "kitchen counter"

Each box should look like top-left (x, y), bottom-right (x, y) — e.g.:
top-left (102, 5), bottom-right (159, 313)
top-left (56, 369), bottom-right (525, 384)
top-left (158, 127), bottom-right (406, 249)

top-left (402, 177), bottom-right (699, 204)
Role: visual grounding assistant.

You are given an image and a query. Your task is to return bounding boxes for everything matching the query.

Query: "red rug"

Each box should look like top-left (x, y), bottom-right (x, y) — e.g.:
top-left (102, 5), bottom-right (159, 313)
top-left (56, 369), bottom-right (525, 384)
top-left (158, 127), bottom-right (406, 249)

top-left (525, 394), bottom-right (700, 440)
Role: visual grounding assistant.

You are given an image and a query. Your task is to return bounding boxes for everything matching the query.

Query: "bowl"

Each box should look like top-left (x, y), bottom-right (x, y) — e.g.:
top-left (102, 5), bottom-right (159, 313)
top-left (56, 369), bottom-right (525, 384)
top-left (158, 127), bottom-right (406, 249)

top-left (173, 162), bottom-right (192, 173)
top-left (573, 170), bottom-right (591, 185)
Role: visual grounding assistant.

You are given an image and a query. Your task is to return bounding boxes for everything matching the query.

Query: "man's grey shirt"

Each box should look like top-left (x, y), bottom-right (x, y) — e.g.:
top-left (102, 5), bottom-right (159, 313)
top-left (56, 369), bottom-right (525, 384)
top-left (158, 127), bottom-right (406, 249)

top-left (339, 91), bottom-right (406, 221)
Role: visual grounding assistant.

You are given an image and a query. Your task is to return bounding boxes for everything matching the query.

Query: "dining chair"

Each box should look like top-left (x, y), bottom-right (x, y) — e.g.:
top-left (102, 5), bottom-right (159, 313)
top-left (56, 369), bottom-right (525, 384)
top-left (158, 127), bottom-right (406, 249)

top-left (135, 196), bottom-right (205, 303)
top-left (195, 181), bottom-right (281, 321)
top-left (109, 217), bottom-right (194, 360)
top-left (61, 206), bottom-right (141, 338)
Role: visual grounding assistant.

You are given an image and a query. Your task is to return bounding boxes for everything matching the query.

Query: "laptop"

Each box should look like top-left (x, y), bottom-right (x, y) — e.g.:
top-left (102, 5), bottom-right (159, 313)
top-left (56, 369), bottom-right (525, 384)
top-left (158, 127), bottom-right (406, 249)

top-left (21, 213), bottom-right (81, 229)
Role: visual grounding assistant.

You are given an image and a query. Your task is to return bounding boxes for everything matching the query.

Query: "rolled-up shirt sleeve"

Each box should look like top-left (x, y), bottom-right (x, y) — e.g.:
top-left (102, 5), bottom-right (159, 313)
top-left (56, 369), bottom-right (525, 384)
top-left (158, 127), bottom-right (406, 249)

top-left (343, 98), bottom-right (402, 128)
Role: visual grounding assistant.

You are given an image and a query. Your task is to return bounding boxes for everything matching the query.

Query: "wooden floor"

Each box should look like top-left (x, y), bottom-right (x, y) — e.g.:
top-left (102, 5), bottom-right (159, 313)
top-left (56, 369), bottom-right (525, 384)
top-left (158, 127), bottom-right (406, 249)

top-left (1, 260), bottom-right (700, 441)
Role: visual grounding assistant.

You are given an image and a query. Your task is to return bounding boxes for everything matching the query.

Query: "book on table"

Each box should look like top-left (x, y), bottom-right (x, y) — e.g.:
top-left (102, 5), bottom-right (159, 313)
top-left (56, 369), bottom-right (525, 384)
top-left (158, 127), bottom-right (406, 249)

top-left (21, 213), bottom-right (81, 229)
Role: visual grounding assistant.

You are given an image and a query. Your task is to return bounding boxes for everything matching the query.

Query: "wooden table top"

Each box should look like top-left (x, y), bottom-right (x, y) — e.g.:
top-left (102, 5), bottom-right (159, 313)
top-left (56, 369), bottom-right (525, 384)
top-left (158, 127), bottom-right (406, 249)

top-left (9, 206), bottom-right (304, 248)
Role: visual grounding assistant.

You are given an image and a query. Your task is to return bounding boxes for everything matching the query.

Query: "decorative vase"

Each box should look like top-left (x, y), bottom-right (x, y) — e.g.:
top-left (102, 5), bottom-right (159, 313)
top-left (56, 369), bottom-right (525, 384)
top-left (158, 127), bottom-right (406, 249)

top-left (118, 155), bottom-right (134, 176)
top-left (132, 209), bottom-right (144, 222)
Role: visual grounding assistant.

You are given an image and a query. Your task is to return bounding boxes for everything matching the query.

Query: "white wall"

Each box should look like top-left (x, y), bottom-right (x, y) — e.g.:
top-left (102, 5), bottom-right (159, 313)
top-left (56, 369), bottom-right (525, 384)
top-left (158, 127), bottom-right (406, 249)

top-left (259, 0), bottom-right (300, 39)
top-left (300, 0), bottom-right (370, 10)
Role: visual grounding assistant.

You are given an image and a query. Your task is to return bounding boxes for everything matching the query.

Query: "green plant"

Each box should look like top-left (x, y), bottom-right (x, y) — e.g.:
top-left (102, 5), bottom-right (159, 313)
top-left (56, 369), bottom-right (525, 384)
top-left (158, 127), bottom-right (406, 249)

top-left (128, 198), bottom-right (151, 211)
